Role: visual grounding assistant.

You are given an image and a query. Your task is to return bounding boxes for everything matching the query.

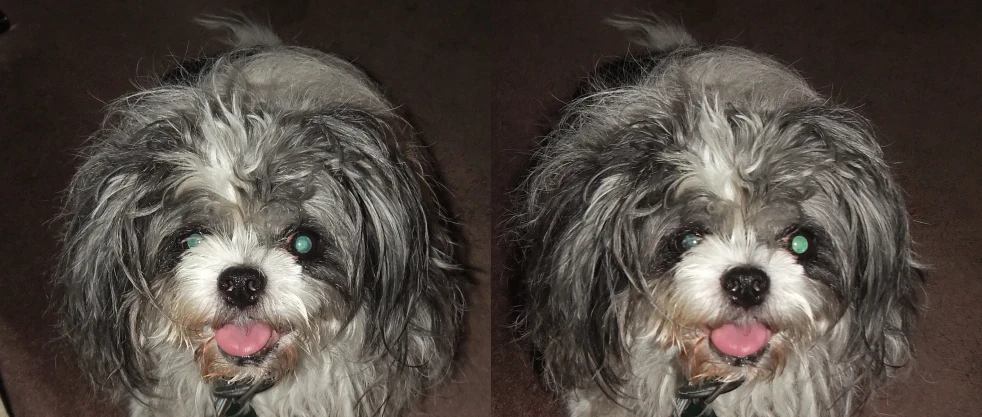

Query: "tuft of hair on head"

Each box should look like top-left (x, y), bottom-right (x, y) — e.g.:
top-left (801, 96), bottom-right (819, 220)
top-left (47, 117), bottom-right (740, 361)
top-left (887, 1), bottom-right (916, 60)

top-left (195, 13), bottom-right (282, 49)
top-left (605, 14), bottom-right (696, 52)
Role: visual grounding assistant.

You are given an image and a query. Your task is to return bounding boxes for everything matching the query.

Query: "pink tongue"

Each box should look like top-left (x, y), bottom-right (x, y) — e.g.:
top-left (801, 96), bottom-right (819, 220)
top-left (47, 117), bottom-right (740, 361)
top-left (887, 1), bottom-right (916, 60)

top-left (709, 322), bottom-right (771, 358)
top-left (215, 322), bottom-right (274, 357)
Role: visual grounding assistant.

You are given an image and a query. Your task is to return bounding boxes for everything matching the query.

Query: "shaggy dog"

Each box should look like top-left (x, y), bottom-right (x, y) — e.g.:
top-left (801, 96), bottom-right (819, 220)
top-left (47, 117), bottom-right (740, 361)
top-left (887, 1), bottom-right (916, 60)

top-left (516, 16), bottom-right (922, 417)
top-left (57, 18), bottom-right (463, 417)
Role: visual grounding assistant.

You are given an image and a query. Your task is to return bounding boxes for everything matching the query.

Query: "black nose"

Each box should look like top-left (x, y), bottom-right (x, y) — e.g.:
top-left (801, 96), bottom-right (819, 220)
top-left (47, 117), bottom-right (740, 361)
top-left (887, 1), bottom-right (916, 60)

top-left (217, 266), bottom-right (266, 308)
top-left (721, 266), bottom-right (769, 308)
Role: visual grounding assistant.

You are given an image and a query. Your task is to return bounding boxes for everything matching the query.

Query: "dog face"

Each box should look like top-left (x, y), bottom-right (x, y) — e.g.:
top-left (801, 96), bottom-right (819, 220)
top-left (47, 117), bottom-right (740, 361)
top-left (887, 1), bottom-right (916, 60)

top-left (521, 43), bottom-right (922, 411)
top-left (140, 104), bottom-right (402, 385)
top-left (58, 52), bottom-right (462, 405)
top-left (622, 100), bottom-right (871, 384)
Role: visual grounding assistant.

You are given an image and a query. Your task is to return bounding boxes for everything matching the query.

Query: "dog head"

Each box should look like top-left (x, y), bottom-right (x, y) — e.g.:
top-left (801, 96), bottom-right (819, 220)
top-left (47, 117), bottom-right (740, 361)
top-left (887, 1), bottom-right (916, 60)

top-left (57, 51), bottom-right (462, 398)
top-left (522, 47), bottom-right (922, 401)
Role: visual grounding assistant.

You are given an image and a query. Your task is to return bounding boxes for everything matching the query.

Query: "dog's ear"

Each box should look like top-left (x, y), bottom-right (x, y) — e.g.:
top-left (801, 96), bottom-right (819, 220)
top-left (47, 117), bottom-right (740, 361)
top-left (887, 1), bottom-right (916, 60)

top-left (791, 106), bottom-right (924, 392)
top-left (519, 124), bottom-right (674, 395)
top-left (308, 109), bottom-right (462, 375)
top-left (58, 127), bottom-right (174, 396)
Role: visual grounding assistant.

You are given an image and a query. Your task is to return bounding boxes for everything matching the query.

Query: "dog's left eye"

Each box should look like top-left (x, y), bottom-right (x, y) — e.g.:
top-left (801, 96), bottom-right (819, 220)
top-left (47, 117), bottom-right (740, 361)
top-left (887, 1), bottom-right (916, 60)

top-left (786, 228), bottom-right (816, 257)
top-left (287, 229), bottom-right (320, 258)
top-left (790, 234), bottom-right (809, 254)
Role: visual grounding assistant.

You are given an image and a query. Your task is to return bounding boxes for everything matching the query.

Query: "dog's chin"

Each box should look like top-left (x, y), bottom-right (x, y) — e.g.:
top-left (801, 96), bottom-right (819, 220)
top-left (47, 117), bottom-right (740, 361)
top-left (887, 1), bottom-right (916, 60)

top-left (193, 319), bottom-right (302, 385)
top-left (676, 320), bottom-right (789, 384)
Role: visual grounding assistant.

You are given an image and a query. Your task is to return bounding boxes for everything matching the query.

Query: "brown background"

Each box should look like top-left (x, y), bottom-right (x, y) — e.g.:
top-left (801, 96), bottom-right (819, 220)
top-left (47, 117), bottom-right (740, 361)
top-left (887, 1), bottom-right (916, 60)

top-left (0, 1), bottom-right (488, 416)
top-left (492, 1), bottom-right (982, 417)
top-left (0, 1), bottom-right (980, 417)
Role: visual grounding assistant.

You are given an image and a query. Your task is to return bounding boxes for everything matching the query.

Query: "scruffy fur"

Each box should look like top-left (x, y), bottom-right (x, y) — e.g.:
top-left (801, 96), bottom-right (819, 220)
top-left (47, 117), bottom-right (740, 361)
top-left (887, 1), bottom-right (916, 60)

top-left (57, 18), bottom-right (463, 417)
top-left (516, 16), bottom-right (922, 417)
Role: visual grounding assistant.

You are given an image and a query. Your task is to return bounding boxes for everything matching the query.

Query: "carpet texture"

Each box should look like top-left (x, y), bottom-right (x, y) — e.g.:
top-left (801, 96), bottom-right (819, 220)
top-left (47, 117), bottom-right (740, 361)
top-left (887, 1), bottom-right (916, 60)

top-left (492, 1), bottom-right (981, 417)
top-left (0, 1), bottom-right (487, 416)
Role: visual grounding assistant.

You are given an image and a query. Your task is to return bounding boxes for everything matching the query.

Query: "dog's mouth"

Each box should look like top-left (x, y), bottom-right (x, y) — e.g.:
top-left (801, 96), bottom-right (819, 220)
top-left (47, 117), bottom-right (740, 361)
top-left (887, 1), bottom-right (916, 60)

top-left (193, 319), bottom-right (300, 385)
top-left (706, 321), bottom-right (772, 365)
top-left (676, 319), bottom-right (787, 383)
top-left (213, 320), bottom-right (287, 365)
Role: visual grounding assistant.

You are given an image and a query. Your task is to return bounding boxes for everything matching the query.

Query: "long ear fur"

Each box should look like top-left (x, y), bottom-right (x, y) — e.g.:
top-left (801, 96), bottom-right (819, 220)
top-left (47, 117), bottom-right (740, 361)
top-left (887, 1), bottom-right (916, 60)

top-left (793, 106), bottom-right (924, 404)
top-left (306, 108), bottom-right (463, 381)
top-left (519, 121), bottom-right (679, 396)
top-left (57, 120), bottom-right (184, 397)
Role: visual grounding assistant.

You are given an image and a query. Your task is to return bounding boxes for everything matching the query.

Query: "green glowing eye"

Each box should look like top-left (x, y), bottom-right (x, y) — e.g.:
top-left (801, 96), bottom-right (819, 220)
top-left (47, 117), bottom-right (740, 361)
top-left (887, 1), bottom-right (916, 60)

top-left (791, 235), bottom-right (809, 254)
top-left (287, 228), bottom-right (321, 258)
top-left (292, 235), bottom-right (313, 254)
top-left (681, 233), bottom-right (702, 250)
top-left (185, 233), bottom-right (203, 249)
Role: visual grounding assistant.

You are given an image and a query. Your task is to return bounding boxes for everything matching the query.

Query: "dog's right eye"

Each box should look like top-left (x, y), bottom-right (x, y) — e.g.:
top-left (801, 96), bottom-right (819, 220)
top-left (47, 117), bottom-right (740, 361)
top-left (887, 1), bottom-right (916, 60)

top-left (179, 232), bottom-right (204, 251)
top-left (655, 229), bottom-right (708, 273)
top-left (680, 233), bottom-right (703, 250)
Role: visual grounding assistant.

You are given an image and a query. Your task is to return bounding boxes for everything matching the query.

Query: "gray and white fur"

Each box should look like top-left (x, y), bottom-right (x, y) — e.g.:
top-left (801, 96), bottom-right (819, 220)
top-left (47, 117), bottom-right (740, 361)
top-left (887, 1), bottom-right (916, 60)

top-left (516, 16), bottom-right (923, 417)
top-left (57, 17), bottom-right (464, 417)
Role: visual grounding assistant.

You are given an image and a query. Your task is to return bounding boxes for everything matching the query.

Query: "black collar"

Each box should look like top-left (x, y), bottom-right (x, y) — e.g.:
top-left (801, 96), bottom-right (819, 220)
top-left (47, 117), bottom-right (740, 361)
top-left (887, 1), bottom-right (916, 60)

top-left (213, 378), bottom-right (274, 417)
top-left (674, 379), bottom-right (744, 417)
